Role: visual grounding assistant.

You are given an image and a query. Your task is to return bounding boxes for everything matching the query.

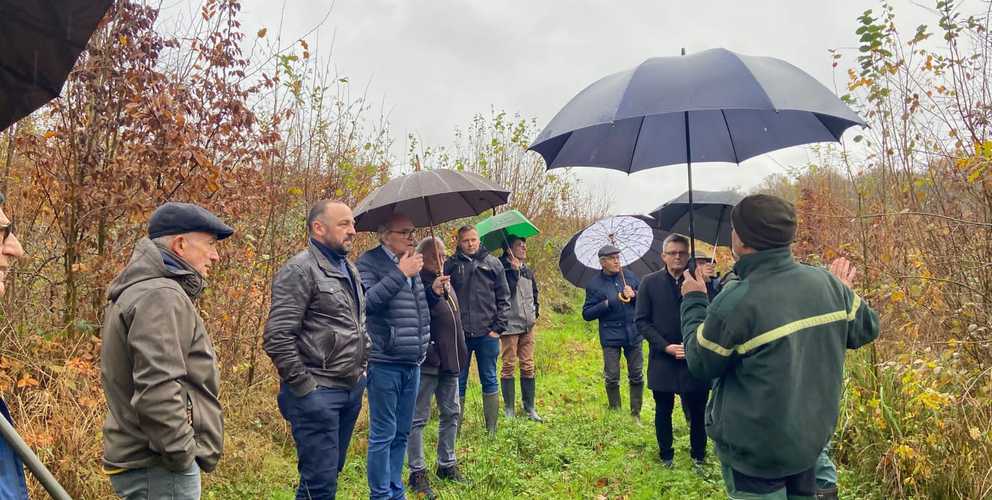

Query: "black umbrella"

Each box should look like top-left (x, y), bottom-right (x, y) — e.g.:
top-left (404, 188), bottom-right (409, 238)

top-left (530, 48), bottom-right (865, 260)
top-left (649, 190), bottom-right (743, 249)
top-left (559, 215), bottom-right (668, 289)
top-left (354, 168), bottom-right (510, 282)
top-left (0, 0), bottom-right (114, 131)
top-left (0, 3), bottom-right (111, 499)
top-left (354, 169), bottom-right (510, 232)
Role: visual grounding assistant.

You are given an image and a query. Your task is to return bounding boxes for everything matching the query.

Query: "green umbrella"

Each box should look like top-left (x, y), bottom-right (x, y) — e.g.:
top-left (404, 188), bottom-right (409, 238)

top-left (477, 209), bottom-right (540, 251)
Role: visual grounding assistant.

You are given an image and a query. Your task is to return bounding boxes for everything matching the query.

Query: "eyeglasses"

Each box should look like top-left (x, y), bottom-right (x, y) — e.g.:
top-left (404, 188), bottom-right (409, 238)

top-left (0, 221), bottom-right (13, 243)
top-left (389, 228), bottom-right (417, 239)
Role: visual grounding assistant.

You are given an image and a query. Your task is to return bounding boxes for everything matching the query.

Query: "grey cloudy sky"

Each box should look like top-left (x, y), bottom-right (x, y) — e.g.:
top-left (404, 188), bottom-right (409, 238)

top-left (234, 0), bottom-right (947, 214)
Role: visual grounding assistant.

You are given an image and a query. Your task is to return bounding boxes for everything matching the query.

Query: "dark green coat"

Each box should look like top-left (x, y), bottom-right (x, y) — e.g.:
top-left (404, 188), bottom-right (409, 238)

top-left (680, 247), bottom-right (880, 479)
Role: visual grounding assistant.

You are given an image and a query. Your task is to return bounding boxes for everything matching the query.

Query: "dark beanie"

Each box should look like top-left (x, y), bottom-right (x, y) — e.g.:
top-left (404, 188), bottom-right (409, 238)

top-left (731, 194), bottom-right (796, 250)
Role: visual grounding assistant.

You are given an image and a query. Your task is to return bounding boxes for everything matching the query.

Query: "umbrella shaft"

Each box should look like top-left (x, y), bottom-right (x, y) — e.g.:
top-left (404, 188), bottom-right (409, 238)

top-left (684, 111), bottom-right (697, 264)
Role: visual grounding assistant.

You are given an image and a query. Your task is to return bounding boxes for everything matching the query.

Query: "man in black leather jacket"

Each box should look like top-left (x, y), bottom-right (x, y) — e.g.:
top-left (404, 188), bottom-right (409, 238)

top-left (263, 200), bottom-right (370, 500)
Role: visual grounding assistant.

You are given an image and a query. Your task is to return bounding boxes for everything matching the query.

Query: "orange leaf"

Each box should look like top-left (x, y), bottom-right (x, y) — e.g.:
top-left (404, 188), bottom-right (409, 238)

top-left (16, 374), bottom-right (39, 389)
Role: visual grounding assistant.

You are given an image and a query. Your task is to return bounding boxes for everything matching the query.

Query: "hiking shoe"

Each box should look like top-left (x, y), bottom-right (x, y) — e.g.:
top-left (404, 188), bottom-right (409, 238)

top-left (408, 469), bottom-right (436, 499)
top-left (437, 464), bottom-right (466, 483)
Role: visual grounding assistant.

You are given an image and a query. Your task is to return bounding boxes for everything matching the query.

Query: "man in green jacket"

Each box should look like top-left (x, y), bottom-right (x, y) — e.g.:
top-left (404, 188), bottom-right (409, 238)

top-left (101, 202), bottom-right (233, 499)
top-left (679, 194), bottom-right (880, 500)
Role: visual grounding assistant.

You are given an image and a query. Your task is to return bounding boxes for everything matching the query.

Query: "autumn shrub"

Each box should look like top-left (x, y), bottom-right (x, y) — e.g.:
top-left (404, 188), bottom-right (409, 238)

top-left (752, 3), bottom-right (992, 497)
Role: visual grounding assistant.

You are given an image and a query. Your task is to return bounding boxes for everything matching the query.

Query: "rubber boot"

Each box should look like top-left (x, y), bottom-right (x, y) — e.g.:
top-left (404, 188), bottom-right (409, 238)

top-left (521, 377), bottom-right (543, 422)
top-left (630, 383), bottom-right (644, 420)
top-left (606, 384), bottom-right (622, 410)
top-left (501, 378), bottom-right (516, 418)
top-left (457, 395), bottom-right (466, 437)
top-left (482, 392), bottom-right (500, 435)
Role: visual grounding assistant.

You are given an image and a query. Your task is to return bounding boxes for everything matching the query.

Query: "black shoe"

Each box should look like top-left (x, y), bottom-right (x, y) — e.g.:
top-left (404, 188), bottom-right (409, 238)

top-left (437, 464), bottom-right (466, 484)
top-left (692, 458), bottom-right (706, 475)
top-left (816, 486), bottom-right (839, 499)
top-left (408, 469), bottom-right (436, 499)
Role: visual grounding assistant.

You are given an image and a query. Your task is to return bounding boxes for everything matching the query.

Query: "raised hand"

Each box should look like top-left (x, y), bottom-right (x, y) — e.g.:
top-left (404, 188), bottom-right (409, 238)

top-left (398, 251), bottom-right (424, 278)
top-left (829, 257), bottom-right (857, 288)
top-left (681, 268), bottom-right (707, 296)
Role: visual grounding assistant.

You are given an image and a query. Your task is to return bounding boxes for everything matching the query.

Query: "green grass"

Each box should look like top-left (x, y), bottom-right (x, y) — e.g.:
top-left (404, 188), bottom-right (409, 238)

top-left (204, 304), bottom-right (883, 499)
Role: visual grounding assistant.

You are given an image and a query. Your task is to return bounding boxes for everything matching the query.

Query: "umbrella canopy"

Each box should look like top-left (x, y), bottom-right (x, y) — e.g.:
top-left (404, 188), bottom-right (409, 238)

top-left (529, 48), bottom-right (865, 172)
top-left (530, 48), bottom-right (865, 260)
top-left (558, 215), bottom-right (667, 289)
top-left (477, 209), bottom-right (541, 252)
top-left (0, 0), bottom-right (114, 131)
top-left (649, 190), bottom-right (743, 247)
top-left (354, 169), bottom-right (510, 231)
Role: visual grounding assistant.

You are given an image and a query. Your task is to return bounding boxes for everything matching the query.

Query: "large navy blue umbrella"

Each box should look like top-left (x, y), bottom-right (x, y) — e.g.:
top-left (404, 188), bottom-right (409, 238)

top-left (530, 48), bottom-right (865, 257)
top-left (650, 190), bottom-right (743, 248)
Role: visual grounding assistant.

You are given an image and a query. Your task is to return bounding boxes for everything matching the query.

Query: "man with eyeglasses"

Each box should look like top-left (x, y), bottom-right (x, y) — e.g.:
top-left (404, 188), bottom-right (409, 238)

top-left (635, 234), bottom-right (717, 472)
top-left (357, 213), bottom-right (432, 500)
top-left (0, 194), bottom-right (29, 499)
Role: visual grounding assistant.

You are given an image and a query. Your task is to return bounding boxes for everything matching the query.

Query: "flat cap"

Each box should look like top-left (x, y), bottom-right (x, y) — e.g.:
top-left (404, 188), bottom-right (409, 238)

top-left (148, 202), bottom-right (234, 240)
top-left (598, 244), bottom-right (621, 257)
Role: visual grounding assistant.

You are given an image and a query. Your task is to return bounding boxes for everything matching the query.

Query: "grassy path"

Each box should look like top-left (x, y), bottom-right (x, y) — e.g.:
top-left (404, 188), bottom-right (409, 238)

top-left (205, 307), bottom-right (880, 499)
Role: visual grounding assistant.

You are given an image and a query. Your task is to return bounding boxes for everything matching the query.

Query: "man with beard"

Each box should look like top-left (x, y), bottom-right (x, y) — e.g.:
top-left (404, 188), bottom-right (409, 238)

top-left (264, 200), bottom-right (370, 500)
top-left (101, 202), bottom-right (233, 499)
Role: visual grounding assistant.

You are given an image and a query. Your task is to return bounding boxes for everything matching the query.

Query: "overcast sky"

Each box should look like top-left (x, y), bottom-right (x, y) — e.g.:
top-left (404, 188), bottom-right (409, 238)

top-left (231, 1), bottom-right (954, 213)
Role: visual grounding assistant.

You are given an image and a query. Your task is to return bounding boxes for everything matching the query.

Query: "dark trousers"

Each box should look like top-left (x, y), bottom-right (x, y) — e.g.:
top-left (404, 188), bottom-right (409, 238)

top-left (653, 390), bottom-right (708, 461)
top-left (277, 377), bottom-right (366, 500)
top-left (721, 462), bottom-right (816, 499)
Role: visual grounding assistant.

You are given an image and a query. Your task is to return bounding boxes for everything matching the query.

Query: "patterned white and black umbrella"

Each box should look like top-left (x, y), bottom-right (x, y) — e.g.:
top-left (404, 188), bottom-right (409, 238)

top-left (559, 215), bottom-right (668, 289)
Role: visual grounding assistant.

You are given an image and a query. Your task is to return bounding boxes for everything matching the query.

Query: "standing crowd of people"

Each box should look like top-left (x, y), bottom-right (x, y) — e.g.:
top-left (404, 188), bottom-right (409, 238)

top-left (581, 194), bottom-right (880, 499)
top-left (0, 192), bottom-right (879, 500)
top-left (93, 199), bottom-right (542, 500)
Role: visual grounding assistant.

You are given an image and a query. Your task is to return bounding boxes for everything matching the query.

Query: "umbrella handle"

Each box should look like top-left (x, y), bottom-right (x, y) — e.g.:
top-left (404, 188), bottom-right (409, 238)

top-left (617, 266), bottom-right (631, 303)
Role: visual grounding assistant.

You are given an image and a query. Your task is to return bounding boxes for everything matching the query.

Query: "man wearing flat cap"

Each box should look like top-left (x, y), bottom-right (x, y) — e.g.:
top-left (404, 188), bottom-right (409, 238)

top-left (582, 244), bottom-right (644, 419)
top-left (679, 194), bottom-right (880, 500)
top-left (100, 202), bottom-right (233, 499)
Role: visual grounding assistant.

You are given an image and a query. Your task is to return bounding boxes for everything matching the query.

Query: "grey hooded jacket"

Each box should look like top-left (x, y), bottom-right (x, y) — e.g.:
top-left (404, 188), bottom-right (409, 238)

top-left (100, 238), bottom-right (223, 473)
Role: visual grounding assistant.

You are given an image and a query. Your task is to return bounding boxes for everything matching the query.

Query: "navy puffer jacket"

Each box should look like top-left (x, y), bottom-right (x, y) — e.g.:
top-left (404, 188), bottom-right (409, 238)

top-left (582, 269), bottom-right (641, 347)
top-left (357, 246), bottom-right (431, 365)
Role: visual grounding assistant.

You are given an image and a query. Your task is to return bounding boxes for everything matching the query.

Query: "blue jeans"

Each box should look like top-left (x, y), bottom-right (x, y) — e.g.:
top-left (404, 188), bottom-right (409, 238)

top-left (367, 362), bottom-right (420, 500)
top-left (458, 334), bottom-right (500, 397)
top-left (277, 377), bottom-right (366, 500)
top-left (0, 398), bottom-right (28, 500)
top-left (109, 463), bottom-right (200, 500)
